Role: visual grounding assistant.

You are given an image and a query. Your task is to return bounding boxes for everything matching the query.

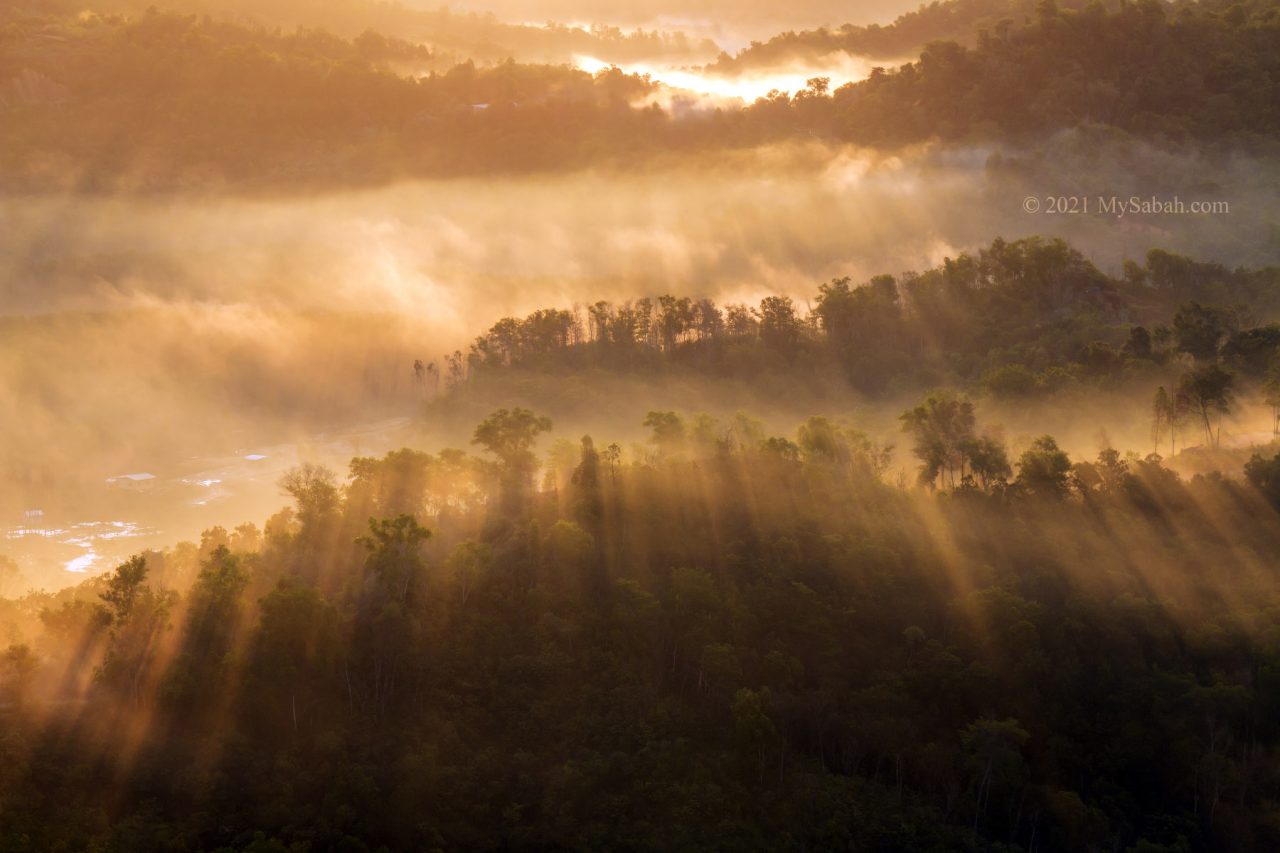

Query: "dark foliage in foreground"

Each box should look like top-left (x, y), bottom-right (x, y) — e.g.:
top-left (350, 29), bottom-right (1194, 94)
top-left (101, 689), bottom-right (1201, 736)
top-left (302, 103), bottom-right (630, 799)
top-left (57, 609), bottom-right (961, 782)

top-left (6, 400), bottom-right (1280, 851)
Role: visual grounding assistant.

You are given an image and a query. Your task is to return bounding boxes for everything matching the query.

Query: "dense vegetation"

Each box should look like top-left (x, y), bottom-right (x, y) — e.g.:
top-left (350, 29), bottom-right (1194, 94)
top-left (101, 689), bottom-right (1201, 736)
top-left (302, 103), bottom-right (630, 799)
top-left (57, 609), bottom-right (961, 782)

top-left (804, 0), bottom-right (1280, 143)
top-left (3, 0), bottom-right (1280, 847)
top-left (6, 390), bottom-right (1280, 849)
top-left (0, 11), bottom-right (659, 190)
top-left (0, 0), bottom-right (714, 66)
top-left (3, 0), bottom-right (1279, 189)
top-left (6, 237), bottom-right (1280, 849)
top-left (434, 238), bottom-right (1280, 425)
top-left (708, 0), bottom-right (1098, 68)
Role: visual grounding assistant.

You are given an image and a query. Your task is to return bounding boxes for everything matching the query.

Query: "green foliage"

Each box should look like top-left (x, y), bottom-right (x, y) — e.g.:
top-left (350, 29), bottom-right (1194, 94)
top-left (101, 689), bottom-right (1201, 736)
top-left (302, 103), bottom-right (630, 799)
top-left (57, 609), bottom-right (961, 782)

top-left (7, 403), bottom-right (1280, 850)
top-left (641, 410), bottom-right (686, 459)
top-left (1014, 435), bottom-right (1073, 498)
top-left (5, 0), bottom-right (1279, 189)
top-left (1177, 363), bottom-right (1235, 447)
top-left (94, 555), bottom-right (177, 705)
top-left (446, 237), bottom-right (1280, 407)
top-left (97, 554), bottom-right (150, 625)
top-left (1244, 451), bottom-right (1280, 508)
top-left (279, 463), bottom-right (340, 531)
top-left (357, 514), bottom-right (431, 603)
top-left (163, 545), bottom-right (250, 705)
top-left (900, 391), bottom-right (978, 488)
top-left (472, 408), bottom-right (554, 516)
top-left (1174, 302), bottom-right (1237, 361)
top-left (804, 0), bottom-right (1280, 144)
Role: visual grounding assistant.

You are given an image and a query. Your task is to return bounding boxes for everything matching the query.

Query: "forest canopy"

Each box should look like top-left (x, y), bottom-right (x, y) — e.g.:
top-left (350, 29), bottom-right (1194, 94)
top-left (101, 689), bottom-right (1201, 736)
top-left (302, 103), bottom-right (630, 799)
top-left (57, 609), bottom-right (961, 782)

top-left (6, 383), bottom-right (1280, 849)
top-left (2, 0), bottom-right (1279, 190)
top-left (6, 240), bottom-right (1280, 852)
top-left (434, 237), bottom-right (1280, 411)
top-left (4, 0), bottom-right (1280, 849)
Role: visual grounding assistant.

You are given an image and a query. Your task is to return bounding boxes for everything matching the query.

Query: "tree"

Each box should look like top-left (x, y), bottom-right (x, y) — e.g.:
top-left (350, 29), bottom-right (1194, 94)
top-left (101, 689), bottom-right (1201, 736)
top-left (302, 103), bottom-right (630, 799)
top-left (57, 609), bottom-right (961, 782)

top-left (357, 514), bottom-right (431, 606)
top-left (570, 436), bottom-right (602, 526)
top-left (348, 449), bottom-right (435, 519)
top-left (444, 540), bottom-right (492, 608)
top-left (732, 688), bottom-right (781, 784)
top-left (1264, 357), bottom-right (1280, 436)
top-left (472, 408), bottom-right (553, 513)
top-left (900, 392), bottom-right (978, 488)
top-left (602, 443), bottom-right (622, 479)
top-left (95, 556), bottom-right (175, 706)
top-left (1074, 448), bottom-right (1130, 497)
top-left (1168, 388), bottom-right (1191, 457)
top-left (248, 577), bottom-right (341, 735)
top-left (760, 436), bottom-right (802, 462)
top-left (164, 545), bottom-right (250, 706)
top-left (230, 522), bottom-right (262, 553)
top-left (964, 434), bottom-right (1012, 490)
top-left (1173, 302), bottom-right (1235, 361)
top-left (963, 718), bottom-right (1030, 831)
top-left (1245, 452), bottom-right (1280, 509)
top-left (279, 464), bottom-right (340, 531)
top-left (690, 413), bottom-right (725, 459)
top-left (98, 554), bottom-right (150, 625)
top-left (1178, 364), bottom-right (1234, 447)
top-left (656, 295), bottom-right (694, 351)
top-left (1122, 326), bottom-right (1153, 360)
top-left (642, 411), bottom-right (686, 460)
top-left (1015, 436), bottom-right (1072, 499)
top-left (797, 416), bottom-right (850, 465)
top-left (797, 416), bottom-right (892, 479)
top-left (352, 515), bottom-right (431, 717)
top-left (543, 520), bottom-right (597, 598)
top-left (0, 645), bottom-right (38, 709)
top-left (756, 295), bottom-right (802, 356)
top-left (1152, 386), bottom-right (1170, 456)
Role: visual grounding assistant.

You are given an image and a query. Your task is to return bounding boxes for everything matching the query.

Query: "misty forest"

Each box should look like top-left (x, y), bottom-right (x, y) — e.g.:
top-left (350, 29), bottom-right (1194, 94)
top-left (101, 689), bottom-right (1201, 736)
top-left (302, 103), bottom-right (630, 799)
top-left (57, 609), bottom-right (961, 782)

top-left (4, 0), bottom-right (1280, 850)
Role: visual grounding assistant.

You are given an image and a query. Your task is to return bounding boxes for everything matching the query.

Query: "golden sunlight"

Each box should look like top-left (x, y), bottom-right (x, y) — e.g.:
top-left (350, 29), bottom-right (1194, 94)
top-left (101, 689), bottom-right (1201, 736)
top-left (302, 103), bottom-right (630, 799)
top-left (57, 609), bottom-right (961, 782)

top-left (2, 0), bottom-right (1280, 850)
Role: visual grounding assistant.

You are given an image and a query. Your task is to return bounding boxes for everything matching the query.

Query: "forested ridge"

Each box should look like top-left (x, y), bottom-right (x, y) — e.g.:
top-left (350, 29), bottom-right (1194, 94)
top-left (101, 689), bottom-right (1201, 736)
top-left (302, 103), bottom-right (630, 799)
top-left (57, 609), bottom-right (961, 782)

top-left (8, 235), bottom-right (1280, 849)
top-left (5, 0), bottom-right (1280, 846)
top-left (710, 0), bottom-right (1280, 70)
top-left (2, 0), bottom-right (1279, 190)
top-left (1, 0), bottom-right (714, 66)
top-left (438, 238), bottom-right (1280, 420)
top-left (708, 0), bottom-right (1101, 68)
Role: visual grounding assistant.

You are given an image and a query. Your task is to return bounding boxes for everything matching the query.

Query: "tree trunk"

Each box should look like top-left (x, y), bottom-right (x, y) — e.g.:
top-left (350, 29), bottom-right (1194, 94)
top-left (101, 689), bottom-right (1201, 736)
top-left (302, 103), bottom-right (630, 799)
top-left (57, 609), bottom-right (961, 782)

top-left (974, 757), bottom-right (992, 832)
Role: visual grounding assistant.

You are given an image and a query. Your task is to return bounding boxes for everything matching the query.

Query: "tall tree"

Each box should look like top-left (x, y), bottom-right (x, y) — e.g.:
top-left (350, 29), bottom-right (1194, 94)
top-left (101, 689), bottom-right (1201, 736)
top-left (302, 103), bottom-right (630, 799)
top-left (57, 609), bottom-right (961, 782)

top-left (900, 392), bottom-right (978, 488)
top-left (1015, 436), bottom-right (1072, 499)
top-left (756, 296), bottom-right (803, 356)
top-left (1264, 358), bottom-right (1280, 436)
top-left (95, 556), bottom-right (175, 706)
top-left (164, 545), bottom-right (250, 707)
top-left (472, 408), bottom-right (553, 515)
top-left (1178, 364), bottom-right (1235, 448)
top-left (643, 411), bottom-right (687, 460)
top-left (1152, 386), bottom-right (1170, 457)
top-left (1173, 302), bottom-right (1235, 362)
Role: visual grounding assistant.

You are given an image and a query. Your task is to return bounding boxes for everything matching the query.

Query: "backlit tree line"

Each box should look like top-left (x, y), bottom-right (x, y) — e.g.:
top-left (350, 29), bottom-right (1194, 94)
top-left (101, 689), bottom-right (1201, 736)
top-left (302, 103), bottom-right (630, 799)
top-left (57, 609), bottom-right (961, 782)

top-left (6, 397), bottom-right (1280, 849)
top-left (436, 239), bottom-right (1280, 422)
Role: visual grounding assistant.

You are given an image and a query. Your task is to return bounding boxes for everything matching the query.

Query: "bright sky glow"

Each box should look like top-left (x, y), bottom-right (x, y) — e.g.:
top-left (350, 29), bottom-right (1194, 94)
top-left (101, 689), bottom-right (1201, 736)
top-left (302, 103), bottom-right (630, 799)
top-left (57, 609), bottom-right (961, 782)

top-left (574, 54), bottom-right (874, 103)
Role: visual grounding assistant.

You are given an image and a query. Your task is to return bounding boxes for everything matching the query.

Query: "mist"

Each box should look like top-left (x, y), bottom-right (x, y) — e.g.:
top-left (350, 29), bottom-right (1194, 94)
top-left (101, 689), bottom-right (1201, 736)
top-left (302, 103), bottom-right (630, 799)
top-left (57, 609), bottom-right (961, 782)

top-left (7, 0), bottom-right (1280, 848)
top-left (427, 0), bottom-right (927, 44)
top-left (2, 133), bottom-right (1276, 589)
